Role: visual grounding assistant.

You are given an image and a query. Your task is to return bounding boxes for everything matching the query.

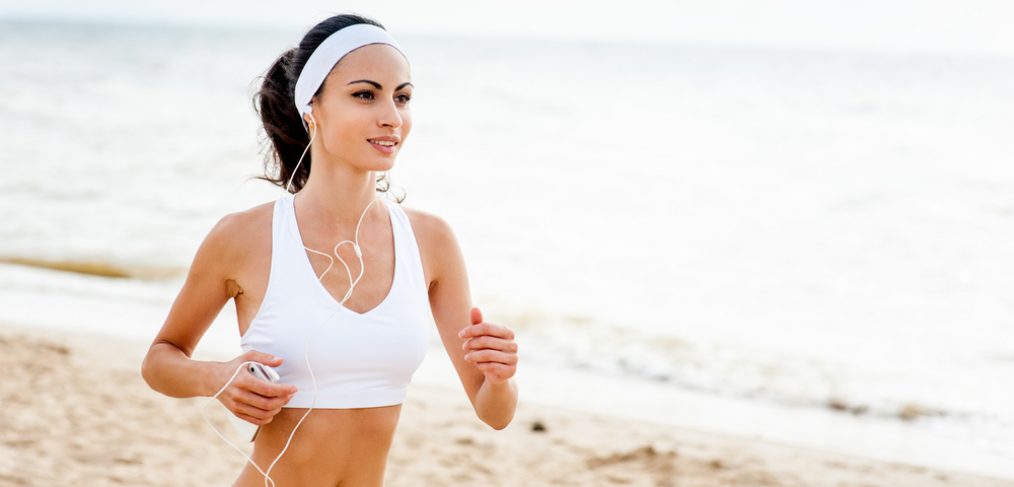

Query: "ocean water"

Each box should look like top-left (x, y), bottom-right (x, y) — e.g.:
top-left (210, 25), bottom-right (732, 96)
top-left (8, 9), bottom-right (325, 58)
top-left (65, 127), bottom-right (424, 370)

top-left (1, 18), bottom-right (1013, 479)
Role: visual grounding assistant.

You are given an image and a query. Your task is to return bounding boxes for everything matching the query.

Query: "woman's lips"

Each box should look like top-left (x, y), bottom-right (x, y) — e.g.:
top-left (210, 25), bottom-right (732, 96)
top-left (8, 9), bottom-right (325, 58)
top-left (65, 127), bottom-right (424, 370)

top-left (368, 140), bottom-right (396, 154)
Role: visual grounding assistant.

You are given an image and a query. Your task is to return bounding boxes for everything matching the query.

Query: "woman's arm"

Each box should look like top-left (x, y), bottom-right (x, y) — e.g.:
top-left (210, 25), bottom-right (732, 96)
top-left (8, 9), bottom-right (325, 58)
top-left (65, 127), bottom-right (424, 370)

top-left (422, 213), bottom-right (518, 429)
top-left (140, 211), bottom-right (296, 425)
top-left (140, 213), bottom-right (239, 397)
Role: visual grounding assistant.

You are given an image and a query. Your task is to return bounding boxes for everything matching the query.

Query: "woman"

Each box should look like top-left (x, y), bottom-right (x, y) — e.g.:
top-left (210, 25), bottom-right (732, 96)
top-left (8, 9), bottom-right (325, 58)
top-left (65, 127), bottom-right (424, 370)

top-left (140, 13), bottom-right (519, 487)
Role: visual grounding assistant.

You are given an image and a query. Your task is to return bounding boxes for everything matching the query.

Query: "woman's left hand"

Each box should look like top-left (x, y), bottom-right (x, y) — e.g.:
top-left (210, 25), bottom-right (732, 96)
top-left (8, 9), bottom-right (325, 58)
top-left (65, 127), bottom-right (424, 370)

top-left (458, 307), bottom-right (518, 385)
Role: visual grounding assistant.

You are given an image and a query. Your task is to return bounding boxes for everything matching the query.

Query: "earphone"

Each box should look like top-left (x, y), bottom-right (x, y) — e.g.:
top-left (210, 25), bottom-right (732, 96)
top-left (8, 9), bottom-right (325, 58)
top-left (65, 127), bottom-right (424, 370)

top-left (200, 107), bottom-right (392, 487)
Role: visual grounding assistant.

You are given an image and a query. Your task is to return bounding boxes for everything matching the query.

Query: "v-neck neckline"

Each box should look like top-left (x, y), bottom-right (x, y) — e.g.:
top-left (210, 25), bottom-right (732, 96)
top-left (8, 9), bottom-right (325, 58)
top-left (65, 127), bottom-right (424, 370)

top-left (288, 193), bottom-right (398, 317)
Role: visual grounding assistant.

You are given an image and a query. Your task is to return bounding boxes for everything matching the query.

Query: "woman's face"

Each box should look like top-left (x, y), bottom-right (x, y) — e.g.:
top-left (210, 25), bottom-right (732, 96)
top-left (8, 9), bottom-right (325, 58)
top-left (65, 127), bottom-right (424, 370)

top-left (306, 43), bottom-right (413, 171)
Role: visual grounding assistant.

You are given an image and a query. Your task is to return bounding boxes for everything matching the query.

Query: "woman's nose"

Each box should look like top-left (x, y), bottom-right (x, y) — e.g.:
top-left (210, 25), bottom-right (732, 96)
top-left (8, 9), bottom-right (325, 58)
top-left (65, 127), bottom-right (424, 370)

top-left (378, 100), bottom-right (402, 128)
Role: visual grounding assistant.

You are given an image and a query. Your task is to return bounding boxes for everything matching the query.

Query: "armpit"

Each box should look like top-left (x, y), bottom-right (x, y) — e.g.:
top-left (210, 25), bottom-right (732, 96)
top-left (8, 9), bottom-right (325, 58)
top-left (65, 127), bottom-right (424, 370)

top-left (225, 279), bottom-right (244, 299)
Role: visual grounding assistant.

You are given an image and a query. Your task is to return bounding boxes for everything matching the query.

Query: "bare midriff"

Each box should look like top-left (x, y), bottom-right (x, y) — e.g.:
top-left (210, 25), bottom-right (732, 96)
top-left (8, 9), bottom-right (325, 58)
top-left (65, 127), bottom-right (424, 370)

top-left (231, 404), bottom-right (403, 487)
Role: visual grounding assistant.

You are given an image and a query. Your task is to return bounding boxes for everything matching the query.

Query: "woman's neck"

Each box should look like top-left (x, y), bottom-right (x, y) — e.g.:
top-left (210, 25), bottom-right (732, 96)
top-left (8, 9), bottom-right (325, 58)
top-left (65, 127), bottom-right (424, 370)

top-left (296, 165), bottom-right (385, 233)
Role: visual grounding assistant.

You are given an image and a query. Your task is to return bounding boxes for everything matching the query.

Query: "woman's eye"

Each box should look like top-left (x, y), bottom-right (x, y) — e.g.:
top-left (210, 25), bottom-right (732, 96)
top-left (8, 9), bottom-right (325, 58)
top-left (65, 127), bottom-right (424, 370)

top-left (353, 91), bottom-right (411, 103)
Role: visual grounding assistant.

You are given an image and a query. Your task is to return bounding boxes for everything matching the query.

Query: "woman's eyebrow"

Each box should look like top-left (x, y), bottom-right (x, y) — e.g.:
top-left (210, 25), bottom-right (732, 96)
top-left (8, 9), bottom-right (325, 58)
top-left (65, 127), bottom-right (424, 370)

top-left (346, 80), bottom-right (414, 90)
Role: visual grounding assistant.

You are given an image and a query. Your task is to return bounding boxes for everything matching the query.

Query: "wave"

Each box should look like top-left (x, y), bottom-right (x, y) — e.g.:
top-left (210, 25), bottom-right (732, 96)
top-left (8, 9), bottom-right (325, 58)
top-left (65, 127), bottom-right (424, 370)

top-left (0, 257), bottom-right (184, 279)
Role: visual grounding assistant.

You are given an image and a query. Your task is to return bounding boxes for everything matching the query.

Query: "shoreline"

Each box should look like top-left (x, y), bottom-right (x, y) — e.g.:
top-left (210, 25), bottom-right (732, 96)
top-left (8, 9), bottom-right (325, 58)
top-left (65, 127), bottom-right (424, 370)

top-left (1, 321), bottom-right (1011, 486)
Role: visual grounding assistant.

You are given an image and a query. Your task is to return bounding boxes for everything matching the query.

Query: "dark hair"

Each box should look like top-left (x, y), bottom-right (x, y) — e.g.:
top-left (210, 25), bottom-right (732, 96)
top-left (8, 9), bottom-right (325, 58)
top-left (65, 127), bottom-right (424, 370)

top-left (251, 13), bottom-right (405, 202)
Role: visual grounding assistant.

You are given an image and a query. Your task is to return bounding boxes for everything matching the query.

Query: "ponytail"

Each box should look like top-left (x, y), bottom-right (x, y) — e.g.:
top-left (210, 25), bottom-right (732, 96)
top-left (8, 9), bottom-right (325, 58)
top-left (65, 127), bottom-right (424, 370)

top-left (253, 48), bottom-right (311, 193)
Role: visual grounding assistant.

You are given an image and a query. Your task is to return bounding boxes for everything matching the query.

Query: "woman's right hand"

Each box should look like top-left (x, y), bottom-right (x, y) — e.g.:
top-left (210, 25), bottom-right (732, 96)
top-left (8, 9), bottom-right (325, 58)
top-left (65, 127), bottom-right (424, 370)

top-left (213, 350), bottom-right (298, 425)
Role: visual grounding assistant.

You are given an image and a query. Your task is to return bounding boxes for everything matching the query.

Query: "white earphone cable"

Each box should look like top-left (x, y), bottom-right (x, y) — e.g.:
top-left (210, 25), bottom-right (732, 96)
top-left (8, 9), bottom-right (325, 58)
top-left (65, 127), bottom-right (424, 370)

top-left (203, 112), bottom-right (391, 487)
top-left (200, 360), bottom-right (279, 487)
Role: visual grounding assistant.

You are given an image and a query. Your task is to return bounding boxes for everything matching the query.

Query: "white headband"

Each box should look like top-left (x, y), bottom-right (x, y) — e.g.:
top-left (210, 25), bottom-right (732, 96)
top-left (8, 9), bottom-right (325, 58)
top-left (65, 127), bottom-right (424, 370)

top-left (293, 23), bottom-right (406, 132)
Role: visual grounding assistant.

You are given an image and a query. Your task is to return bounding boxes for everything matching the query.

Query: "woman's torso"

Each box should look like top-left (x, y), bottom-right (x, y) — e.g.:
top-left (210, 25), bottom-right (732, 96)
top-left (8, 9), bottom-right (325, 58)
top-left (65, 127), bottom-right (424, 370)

top-left (226, 193), bottom-right (435, 486)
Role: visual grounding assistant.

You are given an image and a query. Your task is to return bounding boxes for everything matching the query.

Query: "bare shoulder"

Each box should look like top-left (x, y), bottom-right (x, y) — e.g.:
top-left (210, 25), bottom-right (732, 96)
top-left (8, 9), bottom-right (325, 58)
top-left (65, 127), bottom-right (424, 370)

top-left (200, 200), bottom-right (274, 279)
top-left (400, 204), bottom-right (451, 236)
top-left (398, 204), bottom-right (460, 287)
top-left (150, 200), bottom-right (275, 357)
top-left (225, 200), bottom-right (274, 238)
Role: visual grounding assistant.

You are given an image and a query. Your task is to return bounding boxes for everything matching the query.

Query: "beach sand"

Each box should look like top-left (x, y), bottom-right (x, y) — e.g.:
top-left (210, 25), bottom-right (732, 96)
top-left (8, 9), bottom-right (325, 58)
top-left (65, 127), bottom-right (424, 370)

top-left (0, 322), bottom-right (1010, 487)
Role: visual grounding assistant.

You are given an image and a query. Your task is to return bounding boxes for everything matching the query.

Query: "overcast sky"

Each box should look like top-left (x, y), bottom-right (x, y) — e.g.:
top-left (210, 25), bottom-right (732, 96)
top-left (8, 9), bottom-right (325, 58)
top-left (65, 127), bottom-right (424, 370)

top-left (3, 0), bottom-right (1013, 57)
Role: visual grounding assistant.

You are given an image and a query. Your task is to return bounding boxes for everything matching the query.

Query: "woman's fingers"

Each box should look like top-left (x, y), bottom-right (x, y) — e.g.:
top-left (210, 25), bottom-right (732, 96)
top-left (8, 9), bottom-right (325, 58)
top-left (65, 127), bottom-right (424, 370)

top-left (476, 362), bottom-right (512, 374)
top-left (233, 401), bottom-right (281, 423)
top-left (462, 336), bottom-right (518, 353)
top-left (459, 322), bottom-right (514, 340)
top-left (463, 349), bottom-right (518, 364)
top-left (235, 389), bottom-right (290, 411)
top-left (235, 411), bottom-right (272, 425)
top-left (239, 372), bottom-right (298, 398)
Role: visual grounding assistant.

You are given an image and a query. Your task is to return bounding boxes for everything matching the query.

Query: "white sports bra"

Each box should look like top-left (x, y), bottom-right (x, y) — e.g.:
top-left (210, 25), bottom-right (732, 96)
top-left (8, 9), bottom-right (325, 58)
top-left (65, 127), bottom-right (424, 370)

top-left (239, 193), bottom-right (430, 408)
